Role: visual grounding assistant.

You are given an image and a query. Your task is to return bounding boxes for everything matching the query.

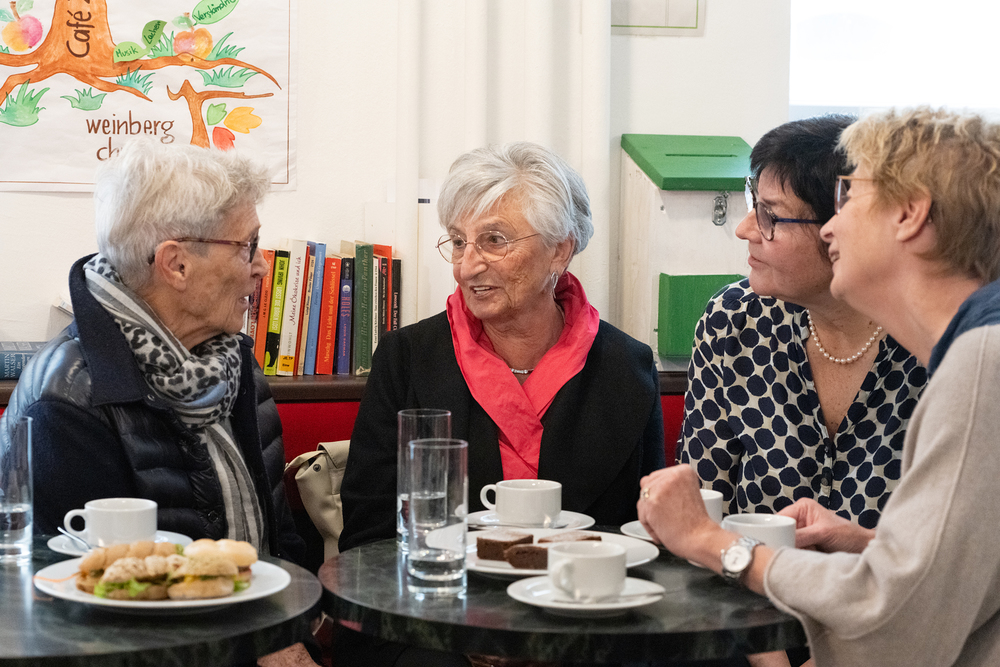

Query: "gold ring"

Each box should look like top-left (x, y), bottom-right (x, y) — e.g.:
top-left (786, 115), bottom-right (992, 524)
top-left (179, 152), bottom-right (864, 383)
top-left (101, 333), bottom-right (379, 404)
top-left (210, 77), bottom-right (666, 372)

top-left (641, 487), bottom-right (650, 500)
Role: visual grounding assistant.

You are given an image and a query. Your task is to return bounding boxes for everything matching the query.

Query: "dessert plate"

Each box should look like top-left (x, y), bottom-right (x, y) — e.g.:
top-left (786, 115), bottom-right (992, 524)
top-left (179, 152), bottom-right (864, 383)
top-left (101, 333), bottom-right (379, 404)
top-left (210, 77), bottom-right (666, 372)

top-left (507, 576), bottom-right (665, 617)
top-left (47, 530), bottom-right (194, 557)
top-left (468, 528), bottom-right (659, 578)
top-left (467, 510), bottom-right (594, 530)
top-left (33, 558), bottom-right (290, 614)
top-left (620, 520), bottom-right (654, 543)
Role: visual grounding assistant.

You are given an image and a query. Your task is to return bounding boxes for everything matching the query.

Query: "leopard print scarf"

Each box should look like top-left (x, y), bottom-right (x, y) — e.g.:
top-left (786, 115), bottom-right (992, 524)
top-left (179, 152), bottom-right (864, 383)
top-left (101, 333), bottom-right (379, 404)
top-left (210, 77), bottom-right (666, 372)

top-left (84, 255), bottom-right (264, 549)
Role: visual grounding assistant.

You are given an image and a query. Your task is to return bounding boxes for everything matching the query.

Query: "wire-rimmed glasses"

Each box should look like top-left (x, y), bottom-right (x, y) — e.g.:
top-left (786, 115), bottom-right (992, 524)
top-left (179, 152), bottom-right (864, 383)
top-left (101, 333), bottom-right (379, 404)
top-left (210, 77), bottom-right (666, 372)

top-left (834, 176), bottom-right (876, 214)
top-left (436, 231), bottom-right (540, 264)
top-left (147, 236), bottom-right (259, 264)
top-left (744, 176), bottom-right (823, 241)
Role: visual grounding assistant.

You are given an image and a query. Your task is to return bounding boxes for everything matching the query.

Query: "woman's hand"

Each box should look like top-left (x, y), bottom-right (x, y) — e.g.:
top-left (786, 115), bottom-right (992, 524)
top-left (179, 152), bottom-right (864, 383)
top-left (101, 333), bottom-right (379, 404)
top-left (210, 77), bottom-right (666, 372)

top-left (637, 465), bottom-right (721, 562)
top-left (778, 498), bottom-right (875, 553)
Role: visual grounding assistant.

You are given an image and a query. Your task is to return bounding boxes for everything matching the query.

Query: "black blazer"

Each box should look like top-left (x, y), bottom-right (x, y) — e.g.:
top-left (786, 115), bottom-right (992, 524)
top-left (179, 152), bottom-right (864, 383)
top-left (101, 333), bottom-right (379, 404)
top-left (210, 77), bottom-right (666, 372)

top-left (339, 311), bottom-right (665, 552)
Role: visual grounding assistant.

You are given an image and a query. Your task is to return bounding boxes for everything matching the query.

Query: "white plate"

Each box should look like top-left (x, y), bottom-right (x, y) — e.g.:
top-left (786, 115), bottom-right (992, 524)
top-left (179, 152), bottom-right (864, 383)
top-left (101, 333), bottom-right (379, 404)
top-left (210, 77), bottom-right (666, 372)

top-left (507, 576), bottom-right (665, 617)
top-left (620, 520), bottom-right (654, 543)
top-left (467, 529), bottom-right (659, 578)
top-left (47, 530), bottom-right (194, 557)
top-left (467, 510), bottom-right (595, 530)
top-left (33, 558), bottom-right (290, 614)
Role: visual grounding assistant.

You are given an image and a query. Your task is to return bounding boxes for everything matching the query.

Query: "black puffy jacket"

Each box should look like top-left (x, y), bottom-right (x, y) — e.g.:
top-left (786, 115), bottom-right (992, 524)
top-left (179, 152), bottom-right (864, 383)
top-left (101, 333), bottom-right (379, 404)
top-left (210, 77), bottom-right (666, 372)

top-left (0, 255), bottom-right (304, 563)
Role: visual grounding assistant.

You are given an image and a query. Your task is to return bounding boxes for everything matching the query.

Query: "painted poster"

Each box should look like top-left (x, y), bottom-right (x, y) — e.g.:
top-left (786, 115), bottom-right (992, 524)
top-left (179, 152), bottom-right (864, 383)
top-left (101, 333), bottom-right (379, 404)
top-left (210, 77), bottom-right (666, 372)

top-left (0, 0), bottom-right (295, 191)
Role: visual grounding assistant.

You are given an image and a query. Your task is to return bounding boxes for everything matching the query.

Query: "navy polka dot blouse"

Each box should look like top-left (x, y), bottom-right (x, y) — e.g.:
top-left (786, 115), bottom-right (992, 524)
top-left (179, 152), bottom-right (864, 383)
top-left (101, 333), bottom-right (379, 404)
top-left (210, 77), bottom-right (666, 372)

top-left (677, 279), bottom-right (928, 529)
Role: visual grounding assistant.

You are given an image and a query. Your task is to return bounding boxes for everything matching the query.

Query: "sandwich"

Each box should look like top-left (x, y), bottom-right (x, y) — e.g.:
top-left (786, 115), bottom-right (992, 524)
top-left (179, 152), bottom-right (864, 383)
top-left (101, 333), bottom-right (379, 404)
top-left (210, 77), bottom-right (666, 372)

top-left (216, 539), bottom-right (257, 584)
top-left (95, 556), bottom-right (172, 600)
top-left (75, 541), bottom-right (184, 593)
top-left (75, 543), bottom-right (131, 593)
top-left (167, 552), bottom-right (239, 600)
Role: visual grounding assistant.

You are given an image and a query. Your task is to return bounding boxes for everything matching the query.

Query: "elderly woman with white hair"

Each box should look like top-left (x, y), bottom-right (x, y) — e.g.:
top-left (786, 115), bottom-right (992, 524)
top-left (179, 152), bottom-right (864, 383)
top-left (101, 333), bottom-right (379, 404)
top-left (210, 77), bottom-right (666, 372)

top-left (0, 139), bottom-right (303, 563)
top-left (340, 141), bottom-right (665, 552)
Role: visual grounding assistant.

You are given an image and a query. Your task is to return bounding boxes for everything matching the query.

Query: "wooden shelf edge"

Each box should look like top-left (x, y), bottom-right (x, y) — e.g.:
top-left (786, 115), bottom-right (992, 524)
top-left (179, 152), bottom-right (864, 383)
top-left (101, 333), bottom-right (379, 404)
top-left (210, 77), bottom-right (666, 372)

top-left (1, 370), bottom-right (685, 407)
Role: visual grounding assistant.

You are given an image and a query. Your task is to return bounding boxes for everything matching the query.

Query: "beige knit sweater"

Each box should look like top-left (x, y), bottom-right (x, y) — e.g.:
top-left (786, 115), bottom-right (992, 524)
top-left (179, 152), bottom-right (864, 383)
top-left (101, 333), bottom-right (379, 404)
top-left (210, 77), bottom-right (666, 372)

top-left (765, 324), bottom-right (1000, 666)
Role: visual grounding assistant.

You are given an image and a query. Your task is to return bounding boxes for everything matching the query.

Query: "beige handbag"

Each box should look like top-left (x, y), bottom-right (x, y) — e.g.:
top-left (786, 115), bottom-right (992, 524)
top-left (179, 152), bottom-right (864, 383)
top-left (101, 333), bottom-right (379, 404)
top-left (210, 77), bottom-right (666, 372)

top-left (285, 440), bottom-right (350, 561)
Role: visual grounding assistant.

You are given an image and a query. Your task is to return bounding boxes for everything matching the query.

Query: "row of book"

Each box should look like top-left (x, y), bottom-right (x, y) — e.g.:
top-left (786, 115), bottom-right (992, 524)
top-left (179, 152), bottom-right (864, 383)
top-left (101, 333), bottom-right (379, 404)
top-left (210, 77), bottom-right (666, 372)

top-left (0, 341), bottom-right (46, 380)
top-left (245, 239), bottom-right (401, 377)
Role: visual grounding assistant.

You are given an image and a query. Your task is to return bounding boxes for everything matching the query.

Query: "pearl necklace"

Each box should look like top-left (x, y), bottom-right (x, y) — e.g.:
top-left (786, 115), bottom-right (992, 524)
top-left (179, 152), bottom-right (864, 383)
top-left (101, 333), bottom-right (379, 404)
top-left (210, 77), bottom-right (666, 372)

top-left (510, 367), bottom-right (534, 375)
top-left (806, 310), bottom-right (883, 365)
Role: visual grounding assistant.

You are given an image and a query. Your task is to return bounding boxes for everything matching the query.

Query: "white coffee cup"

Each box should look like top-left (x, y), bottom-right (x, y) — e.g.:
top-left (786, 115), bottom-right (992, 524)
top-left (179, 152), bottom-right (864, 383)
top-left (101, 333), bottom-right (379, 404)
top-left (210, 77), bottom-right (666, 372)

top-left (63, 498), bottom-right (158, 547)
top-left (721, 513), bottom-right (795, 549)
top-left (480, 479), bottom-right (561, 526)
top-left (701, 489), bottom-right (724, 524)
top-left (548, 541), bottom-right (627, 601)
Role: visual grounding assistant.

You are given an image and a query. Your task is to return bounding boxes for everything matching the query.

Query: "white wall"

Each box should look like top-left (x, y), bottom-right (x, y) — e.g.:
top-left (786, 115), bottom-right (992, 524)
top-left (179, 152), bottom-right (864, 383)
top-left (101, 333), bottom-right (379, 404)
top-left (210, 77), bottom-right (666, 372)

top-left (0, 0), bottom-right (790, 342)
top-left (608, 0), bottom-right (790, 324)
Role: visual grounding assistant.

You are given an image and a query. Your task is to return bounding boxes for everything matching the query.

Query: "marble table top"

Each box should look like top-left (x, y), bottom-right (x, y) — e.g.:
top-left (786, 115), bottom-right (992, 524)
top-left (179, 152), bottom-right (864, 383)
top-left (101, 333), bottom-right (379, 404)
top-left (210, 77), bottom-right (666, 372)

top-left (320, 534), bottom-right (807, 663)
top-left (0, 536), bottom-right (322, 667)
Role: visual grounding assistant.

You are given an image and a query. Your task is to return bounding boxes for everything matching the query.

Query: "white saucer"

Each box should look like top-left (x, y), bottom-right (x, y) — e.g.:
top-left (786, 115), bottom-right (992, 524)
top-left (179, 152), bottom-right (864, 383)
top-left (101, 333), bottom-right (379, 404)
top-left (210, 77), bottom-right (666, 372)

top-left (47, 530), bottom-right (193, 557)
top-left (468, 529), bottom-right (659, 578)
top-left (467, 510), bottom-right (594, 530)
top-left (620, 520), bottom-right (654, 542)
top-left (507, 576), bottom-right (665, 617)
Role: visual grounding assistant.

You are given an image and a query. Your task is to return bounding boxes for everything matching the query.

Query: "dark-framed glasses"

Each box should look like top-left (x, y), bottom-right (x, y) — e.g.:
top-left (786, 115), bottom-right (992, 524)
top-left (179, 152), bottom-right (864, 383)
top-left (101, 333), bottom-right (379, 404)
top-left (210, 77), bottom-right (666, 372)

top-left (834, 175), bottom-right (876, 214)
top-left (436, 230), bottom-right (540, 264)
top-left (744, 176), bottom-right (823, 241)
top-left (147, 236), bottom-right (259, 264)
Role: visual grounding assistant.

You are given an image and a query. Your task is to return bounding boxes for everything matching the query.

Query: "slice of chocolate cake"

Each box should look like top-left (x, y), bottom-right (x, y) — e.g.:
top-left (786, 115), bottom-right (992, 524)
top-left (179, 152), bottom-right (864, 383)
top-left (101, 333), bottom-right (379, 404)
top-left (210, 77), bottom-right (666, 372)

top-left (537, 531), bottom-right (602, 544)
top-left (503, 544), bottom-right (550, 570)
top-left (475, 529), bottom-right (533, 561)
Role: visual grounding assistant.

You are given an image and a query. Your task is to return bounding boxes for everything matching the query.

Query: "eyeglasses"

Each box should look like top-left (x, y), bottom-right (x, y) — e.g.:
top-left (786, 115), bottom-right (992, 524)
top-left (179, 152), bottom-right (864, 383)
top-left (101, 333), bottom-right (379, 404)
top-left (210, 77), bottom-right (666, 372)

top-left (744, 176), bottom-right (823, 241)
top-left (834, 176), bottom-right (876, 214)
top-left (147, 236), bottom-right (259, 264)
top-left (437, 230), bottom-right (540, 264)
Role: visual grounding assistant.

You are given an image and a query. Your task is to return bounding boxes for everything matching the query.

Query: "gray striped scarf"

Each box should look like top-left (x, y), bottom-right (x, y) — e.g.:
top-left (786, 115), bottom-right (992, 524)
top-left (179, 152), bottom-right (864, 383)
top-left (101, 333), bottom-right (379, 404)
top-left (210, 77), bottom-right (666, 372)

top-left (84, 254), bottom-right (265, 551)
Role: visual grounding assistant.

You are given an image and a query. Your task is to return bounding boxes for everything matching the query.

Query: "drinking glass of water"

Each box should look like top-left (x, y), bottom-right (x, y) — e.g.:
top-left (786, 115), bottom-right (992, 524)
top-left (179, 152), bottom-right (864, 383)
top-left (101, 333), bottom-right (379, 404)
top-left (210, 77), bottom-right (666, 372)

top-left (0, 416), bottom-right (32, 564)
top-left (397, 409), bottom-right (451, 553)
top-left (406, 437), bottom-right (467, 598)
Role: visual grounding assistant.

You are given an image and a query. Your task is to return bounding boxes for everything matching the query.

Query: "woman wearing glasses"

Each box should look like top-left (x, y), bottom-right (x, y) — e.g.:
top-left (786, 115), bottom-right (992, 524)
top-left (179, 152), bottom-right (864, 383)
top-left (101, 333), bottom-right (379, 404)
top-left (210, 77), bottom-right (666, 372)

top-left (678, 116), bottom-right (927, 535)
top-left (0, 139), bottom-right (304, 563)
top-left (642, 107), bottom-right (1000, 667)
top-left (340, 141), bottom-right (665, 552)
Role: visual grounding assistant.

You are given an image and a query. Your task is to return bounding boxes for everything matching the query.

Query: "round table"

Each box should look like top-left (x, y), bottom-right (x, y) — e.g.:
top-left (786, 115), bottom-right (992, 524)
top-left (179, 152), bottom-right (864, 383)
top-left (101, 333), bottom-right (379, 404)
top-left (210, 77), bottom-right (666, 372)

top-left (0, 536), bottom-right (322, 667)
top-left (320, 535), bottom-right (807, 664)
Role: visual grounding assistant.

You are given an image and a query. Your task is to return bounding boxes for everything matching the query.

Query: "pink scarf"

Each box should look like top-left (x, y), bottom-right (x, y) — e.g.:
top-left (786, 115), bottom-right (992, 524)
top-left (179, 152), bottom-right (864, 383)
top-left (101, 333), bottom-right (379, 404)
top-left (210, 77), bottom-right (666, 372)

top-left (446, 271), bottom-right (600, 479)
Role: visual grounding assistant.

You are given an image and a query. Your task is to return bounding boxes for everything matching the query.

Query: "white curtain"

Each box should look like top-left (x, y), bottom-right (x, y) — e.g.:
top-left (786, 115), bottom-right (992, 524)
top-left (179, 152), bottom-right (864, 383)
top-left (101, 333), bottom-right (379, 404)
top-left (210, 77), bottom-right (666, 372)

top-left (388, 0), bottom-right (612, 325)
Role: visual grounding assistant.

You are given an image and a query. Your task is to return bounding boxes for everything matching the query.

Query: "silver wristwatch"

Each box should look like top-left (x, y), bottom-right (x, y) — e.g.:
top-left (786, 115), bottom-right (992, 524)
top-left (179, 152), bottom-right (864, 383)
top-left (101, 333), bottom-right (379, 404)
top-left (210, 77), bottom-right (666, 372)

top-left (721, 535), bottom-right (762, 585)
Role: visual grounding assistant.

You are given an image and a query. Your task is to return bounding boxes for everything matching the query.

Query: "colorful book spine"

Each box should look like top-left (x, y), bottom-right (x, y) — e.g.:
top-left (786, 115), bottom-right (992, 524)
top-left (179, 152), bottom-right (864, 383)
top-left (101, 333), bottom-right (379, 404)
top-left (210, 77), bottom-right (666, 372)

top-left (0, 341), bottom-right (46, 380)
top-left (303, 241), bottom-right (326, 375)
top-left (315, 255), bottom-right (341, 375)
top-left (295, 245), bottom-right (316, 375)
top-left (263, 250), bottom-right (289, 375)
top-left (245, 273), bottom-right (262, 338)
top-left (378, 255), bottom-right (388, 338)
top-left (277, 239), bottom-right (309, 376)
top-left (253, 249), bottom-right (276, 368)
top-left (336, 257), bottom-right (354, 375)
top-left (371, 255), bottom-right (381, 354)
top-left (391, 257), bottom-right (401, 331)
top-left (343, 240), bottom-right (373, 376)
top-left (373, 243), bottom-right (393, 334)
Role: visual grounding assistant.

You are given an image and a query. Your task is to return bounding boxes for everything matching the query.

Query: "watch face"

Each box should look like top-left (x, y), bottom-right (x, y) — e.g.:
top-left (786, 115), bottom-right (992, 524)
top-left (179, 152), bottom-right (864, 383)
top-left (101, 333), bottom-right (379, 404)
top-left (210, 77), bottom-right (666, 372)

top-left (722, 545), bottom-right (752, 572)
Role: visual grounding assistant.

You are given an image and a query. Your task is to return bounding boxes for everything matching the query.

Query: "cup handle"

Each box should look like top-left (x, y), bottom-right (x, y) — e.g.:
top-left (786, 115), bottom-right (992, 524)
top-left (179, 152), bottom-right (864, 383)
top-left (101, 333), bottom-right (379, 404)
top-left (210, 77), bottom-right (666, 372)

top-left (552, 559), bottom-right (575, 597)
top-left (63, 510), bottom-right (88, 540)
top-left (480, 484), bottom-right (497, 510)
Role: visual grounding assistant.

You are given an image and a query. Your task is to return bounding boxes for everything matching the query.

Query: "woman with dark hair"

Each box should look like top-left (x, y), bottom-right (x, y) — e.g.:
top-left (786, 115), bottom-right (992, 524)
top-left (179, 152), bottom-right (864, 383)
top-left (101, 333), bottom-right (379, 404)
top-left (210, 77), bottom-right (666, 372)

top-left (642, 106), bottom-right (1000, 667)
top-left (678, 116), bottom-right (927, 533)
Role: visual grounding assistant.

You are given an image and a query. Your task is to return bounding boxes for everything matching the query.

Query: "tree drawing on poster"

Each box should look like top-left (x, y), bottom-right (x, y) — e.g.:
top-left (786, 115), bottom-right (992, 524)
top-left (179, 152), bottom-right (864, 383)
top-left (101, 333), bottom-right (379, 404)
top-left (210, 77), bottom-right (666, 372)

top-left (0, 0), bottom-right (284, 159)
